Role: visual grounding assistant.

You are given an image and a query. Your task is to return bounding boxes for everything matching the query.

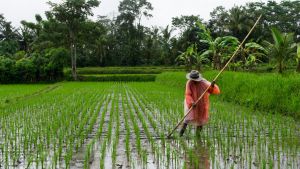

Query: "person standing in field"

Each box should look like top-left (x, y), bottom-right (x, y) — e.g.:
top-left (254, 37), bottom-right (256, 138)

top-left (180, 70), bottom-right (220, 137)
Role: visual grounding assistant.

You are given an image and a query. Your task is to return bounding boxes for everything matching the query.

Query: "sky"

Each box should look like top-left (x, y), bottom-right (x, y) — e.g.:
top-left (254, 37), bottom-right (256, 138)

top-left (0, 0), bottom-right (281, 28)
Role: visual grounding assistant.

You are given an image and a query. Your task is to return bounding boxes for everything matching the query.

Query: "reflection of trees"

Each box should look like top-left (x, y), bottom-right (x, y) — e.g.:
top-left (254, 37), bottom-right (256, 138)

top-left (184, 139), bottom-right (210, 169)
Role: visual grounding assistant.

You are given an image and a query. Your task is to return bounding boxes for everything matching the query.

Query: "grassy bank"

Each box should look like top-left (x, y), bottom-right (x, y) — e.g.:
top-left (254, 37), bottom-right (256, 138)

top-left (66, 74), bottom-right (157, 82)
top-left (64, 66), bottom-right (184, 82)
top-left (156, 71), bottom-right (300, 119)
top-left (64, 66), bottom-right (183, 75)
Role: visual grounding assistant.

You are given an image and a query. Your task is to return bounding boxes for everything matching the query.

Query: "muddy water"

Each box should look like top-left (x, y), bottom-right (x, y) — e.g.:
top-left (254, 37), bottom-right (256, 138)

top-left (59, 85), bottom-right (300, 169)
top-left (1, 83), bottom-right (299, 169)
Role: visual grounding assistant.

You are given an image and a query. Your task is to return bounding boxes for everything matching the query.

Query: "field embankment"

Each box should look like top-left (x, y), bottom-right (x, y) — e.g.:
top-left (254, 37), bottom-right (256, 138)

top-left (64, 67), bottom-right (183, 82)
top-left (156, 71), bottom-right (300, 119)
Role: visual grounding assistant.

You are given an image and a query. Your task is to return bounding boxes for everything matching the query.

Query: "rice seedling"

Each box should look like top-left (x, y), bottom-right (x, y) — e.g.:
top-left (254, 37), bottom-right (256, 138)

top-left (0, 78), bottom-right (299, 168)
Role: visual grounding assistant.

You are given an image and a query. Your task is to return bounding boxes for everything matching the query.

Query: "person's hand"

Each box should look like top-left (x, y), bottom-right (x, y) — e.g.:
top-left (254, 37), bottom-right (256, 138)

top-left (191, 102), bottom-right (196, 108)
top-left (211, 80), bottom-right (216, 87)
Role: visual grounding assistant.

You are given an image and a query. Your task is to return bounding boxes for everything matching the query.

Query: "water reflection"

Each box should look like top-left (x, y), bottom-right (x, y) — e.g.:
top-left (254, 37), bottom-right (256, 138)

top-left (184, 138), bottom-right (210, 169)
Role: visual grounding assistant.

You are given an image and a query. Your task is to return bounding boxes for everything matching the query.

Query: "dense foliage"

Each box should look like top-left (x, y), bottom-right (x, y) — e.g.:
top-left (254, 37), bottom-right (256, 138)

top-left (0, 0), bottom-right (299, 82)
top-left (0, 48), bottom-right (67, 83)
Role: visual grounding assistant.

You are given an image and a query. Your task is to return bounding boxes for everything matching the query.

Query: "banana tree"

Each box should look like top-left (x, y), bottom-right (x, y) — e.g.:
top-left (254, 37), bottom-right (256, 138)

top-left (242, 42), bottom-right (267, 70)
top-left (194, 48), bottom-right (210, 71)
top-left (197, 23), bottom-right (239, 70)
top-left (200, 35), bottom-right (239, 70)
top-left (176, 44), bottom-right (196, 71)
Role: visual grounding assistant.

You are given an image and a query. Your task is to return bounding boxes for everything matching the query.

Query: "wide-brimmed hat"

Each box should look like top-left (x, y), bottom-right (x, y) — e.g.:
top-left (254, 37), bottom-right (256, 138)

top-left (186, 70), bottom-right (204, 81)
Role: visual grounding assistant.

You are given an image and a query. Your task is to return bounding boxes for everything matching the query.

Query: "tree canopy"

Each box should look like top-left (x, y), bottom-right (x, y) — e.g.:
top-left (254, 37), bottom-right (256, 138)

top-left (0, 0), bottom-right (299, 82)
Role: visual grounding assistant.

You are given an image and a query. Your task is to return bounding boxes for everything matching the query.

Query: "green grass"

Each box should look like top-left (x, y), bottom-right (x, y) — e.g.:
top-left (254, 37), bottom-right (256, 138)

top-left (156, 71), bottom-right (300, 119)
top-left (0, 84), bottom-right (48, 107)
top-left (0, 77), bottom-right (299, 168)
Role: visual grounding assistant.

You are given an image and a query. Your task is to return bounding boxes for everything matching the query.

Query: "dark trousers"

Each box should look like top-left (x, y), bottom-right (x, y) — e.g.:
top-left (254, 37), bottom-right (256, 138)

top-left (180, 123), bottom-right (203, 137)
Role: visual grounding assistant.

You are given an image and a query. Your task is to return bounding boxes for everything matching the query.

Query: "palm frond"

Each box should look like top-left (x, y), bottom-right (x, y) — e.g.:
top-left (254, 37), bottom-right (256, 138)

top-left (271, 28), bottom-right (283, 46)
top-left (200, 50), bottom-right (213, 57)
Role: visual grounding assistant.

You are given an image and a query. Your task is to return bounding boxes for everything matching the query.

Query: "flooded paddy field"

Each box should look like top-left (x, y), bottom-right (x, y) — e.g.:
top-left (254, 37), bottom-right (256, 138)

top-left (0, 82), bottom-right (299, 169)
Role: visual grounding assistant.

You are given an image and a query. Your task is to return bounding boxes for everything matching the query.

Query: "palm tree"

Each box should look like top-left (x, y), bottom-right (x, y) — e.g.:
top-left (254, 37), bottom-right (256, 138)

top-left (264, 28), bottom-right (296, 73)
top-left (227, 6), bottom-right (253, 41)
top-left (160, 25), bottom-right (173, 65)
top-left (297, 44), bottom-right (300, 72)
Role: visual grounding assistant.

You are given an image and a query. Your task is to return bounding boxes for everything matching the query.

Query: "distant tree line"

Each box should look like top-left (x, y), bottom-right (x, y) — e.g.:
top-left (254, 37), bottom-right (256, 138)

top-left (0, 0), bottom-right (299, 82)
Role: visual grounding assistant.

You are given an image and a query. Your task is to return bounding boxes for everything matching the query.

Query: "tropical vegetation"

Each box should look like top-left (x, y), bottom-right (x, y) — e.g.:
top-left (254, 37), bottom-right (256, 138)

top-left (0, 0), bottom-right (300, 83)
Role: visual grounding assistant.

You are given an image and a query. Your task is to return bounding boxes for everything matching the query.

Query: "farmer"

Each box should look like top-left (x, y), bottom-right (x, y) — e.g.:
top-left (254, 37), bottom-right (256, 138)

top-left (180, 70), bottom-right (220, 137)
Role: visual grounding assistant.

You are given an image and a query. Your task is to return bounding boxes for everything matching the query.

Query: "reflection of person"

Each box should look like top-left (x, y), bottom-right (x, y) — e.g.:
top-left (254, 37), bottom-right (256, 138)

top-left (184, 139), bottom-right (210, 169)
top-left (180, 70), bottom-right (220, 137)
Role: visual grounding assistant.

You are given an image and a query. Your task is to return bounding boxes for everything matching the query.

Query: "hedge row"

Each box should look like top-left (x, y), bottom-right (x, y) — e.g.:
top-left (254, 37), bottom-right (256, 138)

top-left (156, 71), bottom-right (300, 119)
top-left (64, 66), bottom-right (184, 75)
top-left (66, 74), bottom-right (157, 82)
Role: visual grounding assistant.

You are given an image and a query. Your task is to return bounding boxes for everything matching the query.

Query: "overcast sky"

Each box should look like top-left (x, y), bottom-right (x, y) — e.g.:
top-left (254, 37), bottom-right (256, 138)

top-left (0, 0), bottom-right (280, 28)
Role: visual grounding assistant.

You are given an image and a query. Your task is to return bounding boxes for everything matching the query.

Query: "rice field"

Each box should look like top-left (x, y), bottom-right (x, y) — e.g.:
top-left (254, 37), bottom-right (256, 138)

top-left (0, 82), bottom-right (299, 169)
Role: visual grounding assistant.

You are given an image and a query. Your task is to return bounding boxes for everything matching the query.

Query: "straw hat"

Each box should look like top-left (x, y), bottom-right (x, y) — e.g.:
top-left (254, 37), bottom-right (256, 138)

top-left (186, 70), bottom-right (204, 81)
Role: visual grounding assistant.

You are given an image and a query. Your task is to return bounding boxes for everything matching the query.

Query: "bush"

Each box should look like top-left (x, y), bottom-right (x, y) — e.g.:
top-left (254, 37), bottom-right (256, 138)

top-left (44, 47), bottom-right (68, 81)
top-left (0, 56), bottom-right (16, 82)
top-left (156, 71), bottom-right (300, 119)
top-left (15, 57), bottom-right (36, 82)
top-left (0, 47), bottom-right (67, 83)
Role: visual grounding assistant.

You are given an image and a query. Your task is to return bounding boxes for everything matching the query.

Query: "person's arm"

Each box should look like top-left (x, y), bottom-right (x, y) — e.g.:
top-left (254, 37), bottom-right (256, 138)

top-left (185, 81), bottom-right (195, 108)
top-left (208, 81), bottom-right (220, 94)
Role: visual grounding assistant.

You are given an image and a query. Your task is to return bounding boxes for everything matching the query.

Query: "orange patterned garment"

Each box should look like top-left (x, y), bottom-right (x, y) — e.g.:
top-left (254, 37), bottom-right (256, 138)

top-left (184, 80), bottom-right (220, 126)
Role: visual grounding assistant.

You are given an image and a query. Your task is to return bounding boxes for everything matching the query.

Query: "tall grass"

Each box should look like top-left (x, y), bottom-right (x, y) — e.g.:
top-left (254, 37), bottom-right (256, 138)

top-left (156, 71), bottom-right (300, 119)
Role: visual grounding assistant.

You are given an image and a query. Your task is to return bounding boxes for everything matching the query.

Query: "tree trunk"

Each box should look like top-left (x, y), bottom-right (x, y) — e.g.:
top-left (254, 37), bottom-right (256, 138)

top-left (70, 43), bottom-right (77, 80)
top-left (297, 61), bottom-right (300, 73)
top-left (74, 42), bottom-right (77, 79)
top-left (278, 61), bottom-right (283, 74)
top-left (196, 64), bottom-right (201, 72)
top-left (213, 54), bottom-right (221, 70)
top-left (70, 31), bottom-right (77, 80)
top-left (213, 54), bottom-right (217, 69)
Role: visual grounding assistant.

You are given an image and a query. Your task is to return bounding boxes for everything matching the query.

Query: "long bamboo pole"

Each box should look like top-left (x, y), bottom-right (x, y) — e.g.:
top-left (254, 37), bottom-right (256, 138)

top-left (167, 15), bottom-right (262, 139)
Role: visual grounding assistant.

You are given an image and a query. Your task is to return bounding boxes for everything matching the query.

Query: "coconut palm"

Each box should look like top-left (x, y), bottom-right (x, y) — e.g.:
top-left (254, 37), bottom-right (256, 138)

top-left (160, 25), bottom-right (174, 64)
top-left (227, 6), bottom-right (253, 41)
top-left (264, 28), bottom-right (296, 73)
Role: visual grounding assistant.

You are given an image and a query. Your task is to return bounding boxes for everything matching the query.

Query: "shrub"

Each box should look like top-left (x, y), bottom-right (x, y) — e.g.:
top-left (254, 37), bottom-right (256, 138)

top-left (0, 56), bottom-right (16, 82)
top-left (0, 47), bottom-right (67, 83)
top-left (15, 57), bottom-right (36, 82)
